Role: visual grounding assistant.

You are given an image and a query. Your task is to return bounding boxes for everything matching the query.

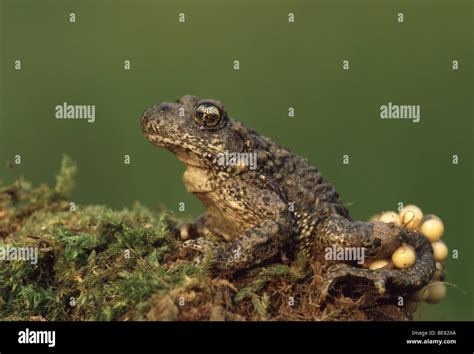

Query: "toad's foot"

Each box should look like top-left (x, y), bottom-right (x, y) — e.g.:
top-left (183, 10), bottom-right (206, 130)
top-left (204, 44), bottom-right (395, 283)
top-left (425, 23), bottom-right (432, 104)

top-left (178, 238), bottom-right (219, 266)
top-left (319, 231), bottom-right (435, 299)
top-left (177, 214), bottom-right (212, 241)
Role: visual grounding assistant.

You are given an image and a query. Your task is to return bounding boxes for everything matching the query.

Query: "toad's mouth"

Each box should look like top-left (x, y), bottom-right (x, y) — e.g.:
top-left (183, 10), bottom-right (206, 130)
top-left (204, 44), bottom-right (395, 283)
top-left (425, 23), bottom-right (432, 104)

top-left (143, 131), bottom-right (176, 148)
top-left (171, 146), bottom-right (205, 168)
top-left (143, 132), bottom-right (209, 168)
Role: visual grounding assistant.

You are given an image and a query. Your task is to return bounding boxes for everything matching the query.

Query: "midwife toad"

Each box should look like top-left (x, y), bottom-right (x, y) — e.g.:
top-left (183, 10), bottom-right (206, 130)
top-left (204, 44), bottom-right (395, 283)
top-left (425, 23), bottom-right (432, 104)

top-left (141, 95), bottom-right (435, 296)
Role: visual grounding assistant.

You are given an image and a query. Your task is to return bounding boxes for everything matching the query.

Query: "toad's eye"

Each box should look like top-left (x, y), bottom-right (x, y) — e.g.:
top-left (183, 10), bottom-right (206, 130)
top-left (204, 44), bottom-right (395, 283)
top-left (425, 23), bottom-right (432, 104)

top-left (193, 102), bottom-right (226, 129)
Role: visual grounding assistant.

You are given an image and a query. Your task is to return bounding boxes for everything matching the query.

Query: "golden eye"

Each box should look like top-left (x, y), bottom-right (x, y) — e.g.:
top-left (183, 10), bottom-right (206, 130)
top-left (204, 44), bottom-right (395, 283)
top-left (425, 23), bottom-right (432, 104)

top-left (193, 102), bottom-right (225, 129)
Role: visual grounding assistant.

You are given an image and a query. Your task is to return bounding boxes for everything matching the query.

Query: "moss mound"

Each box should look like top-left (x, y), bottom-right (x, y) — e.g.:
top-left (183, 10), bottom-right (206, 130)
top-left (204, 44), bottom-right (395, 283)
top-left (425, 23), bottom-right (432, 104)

top-left (0, 156), bottom-right (409, 321)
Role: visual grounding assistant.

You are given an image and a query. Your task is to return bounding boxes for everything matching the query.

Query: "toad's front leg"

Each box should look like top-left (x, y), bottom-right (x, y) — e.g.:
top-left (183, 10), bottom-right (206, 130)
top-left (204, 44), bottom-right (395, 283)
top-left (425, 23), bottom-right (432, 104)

top-left (180, 218), bottom-right (291, 272)
top-left (179, 180), bottom-right (293, 273)
top-left (215, 218), bottom-right (291, 273)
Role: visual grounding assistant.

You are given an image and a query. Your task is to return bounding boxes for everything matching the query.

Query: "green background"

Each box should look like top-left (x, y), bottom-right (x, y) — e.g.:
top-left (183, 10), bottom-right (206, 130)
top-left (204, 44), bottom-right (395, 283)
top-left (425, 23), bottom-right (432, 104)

top-left (0, 0), bottom-right (472, 320)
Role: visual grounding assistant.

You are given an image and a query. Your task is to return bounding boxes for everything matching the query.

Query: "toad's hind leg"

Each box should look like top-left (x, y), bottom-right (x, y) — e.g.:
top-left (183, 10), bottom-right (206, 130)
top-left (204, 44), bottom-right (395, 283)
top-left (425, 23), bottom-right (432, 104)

top-left (320, 231), bottom-right (435, 298)
top-left (315, 214), bottom-right (404, 258)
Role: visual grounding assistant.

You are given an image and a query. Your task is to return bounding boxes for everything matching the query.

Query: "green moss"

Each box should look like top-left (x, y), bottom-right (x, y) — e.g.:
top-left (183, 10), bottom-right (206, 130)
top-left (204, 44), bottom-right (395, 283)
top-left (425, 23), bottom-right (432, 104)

top-left (54, 154), bottom-right (77, 199)
top-left (0, 157), bottom-right (248, 320)
top-left (0, 156), bottom-right (409, 321)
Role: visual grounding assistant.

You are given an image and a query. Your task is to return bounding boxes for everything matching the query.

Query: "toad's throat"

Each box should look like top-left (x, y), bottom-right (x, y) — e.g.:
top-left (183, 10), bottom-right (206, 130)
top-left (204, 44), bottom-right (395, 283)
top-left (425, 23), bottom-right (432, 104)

top-left (183, 165), bottom-right (219, 193)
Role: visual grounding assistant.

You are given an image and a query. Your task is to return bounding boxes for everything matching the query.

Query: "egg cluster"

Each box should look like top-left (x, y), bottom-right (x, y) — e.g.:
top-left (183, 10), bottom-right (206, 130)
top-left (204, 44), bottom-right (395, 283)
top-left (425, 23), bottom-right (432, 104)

top-left (367, 205), bottom-right (448, 311)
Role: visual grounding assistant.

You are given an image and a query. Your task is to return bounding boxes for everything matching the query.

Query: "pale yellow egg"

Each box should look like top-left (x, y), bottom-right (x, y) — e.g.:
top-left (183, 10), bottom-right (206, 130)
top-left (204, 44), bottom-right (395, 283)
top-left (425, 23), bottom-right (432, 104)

top-left (399, 205), bottom-right (423, 230)
top-left (420, 215), bottom-right (444, 241)
top-left (378, 211), bottom-right (401, 225)
top-left (410, 287), bottom-right (430, 302)
top-left (392, 244), bottom-right (416, 269)
top-left (432, 241), bottom-right (448, 262)
top-left (368, 259), bottom-right (390, 270)
top-left (433, 262), bottom-right (445, 281)
top-left (426, 282), bottom-right (447, 304)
